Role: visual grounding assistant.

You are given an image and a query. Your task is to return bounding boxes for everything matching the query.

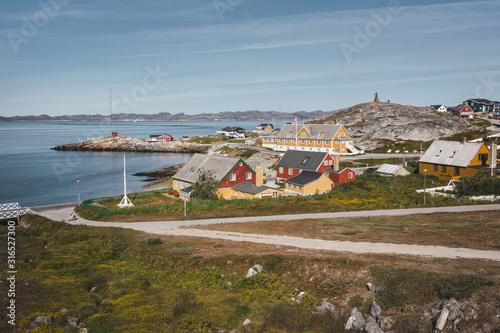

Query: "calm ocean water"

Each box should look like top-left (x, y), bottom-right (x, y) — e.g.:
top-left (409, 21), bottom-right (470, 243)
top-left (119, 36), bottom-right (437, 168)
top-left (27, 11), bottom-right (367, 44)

top-left (0, 120), bottom-right (290, 207)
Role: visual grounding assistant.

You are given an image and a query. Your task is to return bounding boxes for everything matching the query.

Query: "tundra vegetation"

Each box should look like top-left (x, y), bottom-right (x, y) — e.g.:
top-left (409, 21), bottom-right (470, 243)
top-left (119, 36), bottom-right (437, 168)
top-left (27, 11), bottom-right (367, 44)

top-left (0, 215), bottom-right (498, 332)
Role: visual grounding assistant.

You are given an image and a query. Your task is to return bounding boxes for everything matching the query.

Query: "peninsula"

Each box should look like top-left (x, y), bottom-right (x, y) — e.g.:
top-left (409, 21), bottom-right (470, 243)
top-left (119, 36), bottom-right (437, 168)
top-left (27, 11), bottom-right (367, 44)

top-left (51, 136), bottom-right (210, 153)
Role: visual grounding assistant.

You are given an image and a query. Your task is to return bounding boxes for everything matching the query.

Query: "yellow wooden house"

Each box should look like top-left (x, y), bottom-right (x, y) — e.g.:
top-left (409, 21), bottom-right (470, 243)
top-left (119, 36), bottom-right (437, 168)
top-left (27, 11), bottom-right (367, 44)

top-left (284, 171), bottom-right (334, 196)
top-left (262, 124), bottom-right (358, 154)
top-left (418, 140), bottom-right (490, 180)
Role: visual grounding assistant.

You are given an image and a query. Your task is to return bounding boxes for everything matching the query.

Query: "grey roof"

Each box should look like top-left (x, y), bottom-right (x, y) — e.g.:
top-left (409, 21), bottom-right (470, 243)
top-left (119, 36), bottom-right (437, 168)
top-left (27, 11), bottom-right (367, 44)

top-left (231, 181), bottom-right (270, 194)
top-left (376, 164), bottom-right (409, 175)
top-left (173, 154), bottom-right (249, 184)
top-left (276, 124), bottom-right (343, 140)
top-left (286, 171), bottom-right (325, 186)
top-left (277, 150), bottom-right (328, 171)
top-left (419, 140), bottom-right (486, 168)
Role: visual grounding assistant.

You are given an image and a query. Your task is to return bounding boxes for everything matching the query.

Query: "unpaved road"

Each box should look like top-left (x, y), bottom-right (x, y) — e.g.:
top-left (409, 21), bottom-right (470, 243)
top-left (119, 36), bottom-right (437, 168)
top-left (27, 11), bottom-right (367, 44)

top-left (30, 203), bottom-right (500, 261)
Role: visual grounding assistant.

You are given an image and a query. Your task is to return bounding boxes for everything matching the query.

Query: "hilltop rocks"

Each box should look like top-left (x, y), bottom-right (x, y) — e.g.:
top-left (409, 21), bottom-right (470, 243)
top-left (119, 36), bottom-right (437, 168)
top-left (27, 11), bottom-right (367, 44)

top-left (317, 102), bottom-right (480, 149)
top-left (52, 136), bottom-right (210, 153)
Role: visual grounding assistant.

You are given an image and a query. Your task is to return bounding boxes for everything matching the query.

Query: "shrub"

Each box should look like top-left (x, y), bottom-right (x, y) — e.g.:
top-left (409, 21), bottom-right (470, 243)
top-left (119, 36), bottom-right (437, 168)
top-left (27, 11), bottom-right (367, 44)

top-left (147, 237), bottom-right (163, 246)
top-left (438, 274), bottom-right (495, 300)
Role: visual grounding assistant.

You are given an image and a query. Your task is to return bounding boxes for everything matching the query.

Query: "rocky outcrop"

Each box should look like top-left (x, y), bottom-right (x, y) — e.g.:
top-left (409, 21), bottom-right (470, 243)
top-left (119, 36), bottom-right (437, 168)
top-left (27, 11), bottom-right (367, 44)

top-left (315, 102), bottom-right (482, 149)
top-left (52, 136), bottom-right (210, 153)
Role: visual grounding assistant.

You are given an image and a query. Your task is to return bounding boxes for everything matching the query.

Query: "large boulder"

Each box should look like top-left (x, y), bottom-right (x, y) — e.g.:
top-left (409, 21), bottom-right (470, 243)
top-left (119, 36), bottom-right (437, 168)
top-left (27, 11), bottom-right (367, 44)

top-left (369, 301), bottom-right (382, 319)
top-left (345, 308), bottom-right (365, 331)
top-left (317, 299), bottom-right (335, 313)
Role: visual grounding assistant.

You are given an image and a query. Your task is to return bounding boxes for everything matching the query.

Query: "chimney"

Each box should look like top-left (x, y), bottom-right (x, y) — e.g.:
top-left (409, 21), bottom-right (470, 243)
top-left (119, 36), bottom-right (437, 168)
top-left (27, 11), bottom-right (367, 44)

top-left (256, 166), bottom-right (264, 187)
top-left (334, 154), bottom-right (340, 171)
top-left (461, 137), bottom-right (467, 144)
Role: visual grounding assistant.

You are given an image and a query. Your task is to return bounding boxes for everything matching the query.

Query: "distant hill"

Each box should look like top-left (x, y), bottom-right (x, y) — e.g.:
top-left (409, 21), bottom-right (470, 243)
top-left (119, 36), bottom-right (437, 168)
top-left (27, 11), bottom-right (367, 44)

top-left (312, 102), bottom-right (481, 149)
top-left (0, 110), bottom-right (333, 122)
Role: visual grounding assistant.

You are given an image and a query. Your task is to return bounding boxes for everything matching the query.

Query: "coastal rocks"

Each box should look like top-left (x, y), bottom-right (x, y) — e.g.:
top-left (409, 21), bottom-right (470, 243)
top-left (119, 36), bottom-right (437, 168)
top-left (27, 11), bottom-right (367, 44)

top-left (52, 136), bottom-right (210, 154)
top-left (369, 301), bottom-right (382, 318)
top-left (345, 307), bottom-right (365, 330)
top-left (317, 299), bottom-right (335, 313)
top-left (30, 316), bottom-right (53, 329)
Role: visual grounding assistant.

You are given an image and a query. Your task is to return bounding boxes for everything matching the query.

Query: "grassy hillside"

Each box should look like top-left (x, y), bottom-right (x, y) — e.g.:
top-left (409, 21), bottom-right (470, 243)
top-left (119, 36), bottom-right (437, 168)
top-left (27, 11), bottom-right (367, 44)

top-left (0, 215), bottom-right (498, 332)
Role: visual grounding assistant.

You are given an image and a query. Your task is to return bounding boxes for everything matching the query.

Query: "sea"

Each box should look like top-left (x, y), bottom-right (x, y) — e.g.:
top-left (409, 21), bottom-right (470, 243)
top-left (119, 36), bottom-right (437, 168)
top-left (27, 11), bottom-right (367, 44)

top-left (0, 120), bottom-right (291, 207)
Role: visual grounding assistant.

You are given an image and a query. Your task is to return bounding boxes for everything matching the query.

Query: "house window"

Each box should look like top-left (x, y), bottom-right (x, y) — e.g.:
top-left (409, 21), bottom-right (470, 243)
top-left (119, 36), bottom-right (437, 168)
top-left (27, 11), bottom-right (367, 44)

top-left (176, 180), bottom-right (179, 187)
top-left (246, 172), bottom-right (252, 180)
top-left (289, 169), bottom-right (293, 176)
top-left (349, 172), bottom-right (353, 179)
top-left (309, 140), bottom-right (313, 144)
top-left (324, 161), bottom-right (328, 166)
top-left (433, 165), bottom-right (438, 172)
top-left (441, 165), bottom-right (446, 173)
top-left (286, 139), bottom-right (290, 143)
top-left (454, 167), bottom-right (460, 176)
top-left (273, 192), bottom-right (278, 197)
top-left (301, 139), bottom-right (305, 144)
top-left (317, 140), bottom-right (321, 145)
top-left (298, 186), bottom-right (302, 190)
top-left (279, 167), bottom-right (283, 174)
top-left (230, 173), bottom-right (236, 181)
top-left (325, 140), bottom-right (330, 145)
top-left (436, 149), bottom-right (443, 157)
top-left (239, 162), bottom-right (242, 166)
top-left (329, 160), bottom-right (333, 165)
top-left (234, 190), bottom-right (238, 196)
top-left (450, 151), bottom-right (457, 158)
top-left (302, 157), bottom-right (310, 165)
top-left (190, 167), bottom-right (195, 172)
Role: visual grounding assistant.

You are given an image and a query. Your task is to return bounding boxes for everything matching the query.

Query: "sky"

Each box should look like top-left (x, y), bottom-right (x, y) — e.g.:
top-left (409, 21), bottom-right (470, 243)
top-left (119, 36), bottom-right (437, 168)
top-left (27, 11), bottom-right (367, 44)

top-left (1, 0), bottom-right (500, 117)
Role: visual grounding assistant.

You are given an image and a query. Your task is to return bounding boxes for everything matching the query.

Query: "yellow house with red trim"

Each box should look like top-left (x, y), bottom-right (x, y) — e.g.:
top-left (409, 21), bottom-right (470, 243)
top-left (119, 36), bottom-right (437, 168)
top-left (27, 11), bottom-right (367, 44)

top-left (418, 140), bottom-right (490, 180)
top-left (262, 124), bottom-right (358, 155)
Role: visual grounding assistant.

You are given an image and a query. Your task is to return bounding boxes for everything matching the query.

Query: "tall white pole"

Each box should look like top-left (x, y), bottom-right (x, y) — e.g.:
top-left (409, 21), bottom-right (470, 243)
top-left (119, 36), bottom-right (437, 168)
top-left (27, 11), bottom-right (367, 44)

top-left (123, 154), bottom-right (127, 196)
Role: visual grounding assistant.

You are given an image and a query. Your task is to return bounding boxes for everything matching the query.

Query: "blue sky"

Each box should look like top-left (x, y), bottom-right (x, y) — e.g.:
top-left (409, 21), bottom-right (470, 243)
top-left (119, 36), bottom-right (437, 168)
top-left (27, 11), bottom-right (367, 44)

top-left (1, 0), bottom-right (499, 116)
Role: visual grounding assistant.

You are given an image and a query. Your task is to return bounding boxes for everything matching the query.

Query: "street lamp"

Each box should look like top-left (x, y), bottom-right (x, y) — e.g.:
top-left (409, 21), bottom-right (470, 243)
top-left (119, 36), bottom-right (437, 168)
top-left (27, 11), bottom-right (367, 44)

top-left (423, 169), bottom-right (427, 205)
top-left (77, 180), bottom-right (81, 206)
top-left (403, 147), bottom-right (406, 166)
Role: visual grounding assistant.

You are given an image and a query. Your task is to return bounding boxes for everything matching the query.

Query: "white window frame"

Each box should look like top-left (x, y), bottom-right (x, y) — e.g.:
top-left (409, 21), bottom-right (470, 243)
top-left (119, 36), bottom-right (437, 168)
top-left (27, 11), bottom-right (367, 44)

top-left (279, 167), bottom-right (283, 174)
top-left (230, 173), bottom-right (236, 181)
top-left (289, 169), bottom-right (293, 176)
top-left (348, 172), bottom-right (353, 179)
top-left (246, 172), bottom-right (252, 180)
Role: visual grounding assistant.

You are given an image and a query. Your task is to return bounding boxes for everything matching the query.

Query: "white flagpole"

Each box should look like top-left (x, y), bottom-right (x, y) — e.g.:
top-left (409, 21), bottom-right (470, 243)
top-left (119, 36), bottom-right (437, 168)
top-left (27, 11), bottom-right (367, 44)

top-left (118, 154), bottom-right (134, 207)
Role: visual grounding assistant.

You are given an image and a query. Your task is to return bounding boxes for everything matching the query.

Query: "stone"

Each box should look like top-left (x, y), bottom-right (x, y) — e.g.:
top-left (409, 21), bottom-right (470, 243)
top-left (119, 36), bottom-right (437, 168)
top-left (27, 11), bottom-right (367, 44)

top-left (79, 328), bottom-right (88, 333)
top-left (30, 322), bottom-right (41, 330)
top-left (67, 316), bottom-right (79, 326)
top-left (317, 300), bottom-right (335, 313)
top-left (345, 308), bottom-right (365, 331)
top-left (252, 264), bottom-right (263, 273)
top-left (246, 268), bottom-right (257, 278)
top-left (35, 316), bottom-right (53, 324)
top-left (59, 308), bottom-right (69, 313)
top-left (369, 301), bottom-right (382, 318)
top-left (447, 304), bottom-right (462, 322)
top-left (366, 282), bottom-right (374, 291)
top-left (435, 308), bottom-right (449, 330)
top-left (364, 320), bottom-right (384, 333)
top-left (295, 292), bottom-right (306, 304)
top-left (379, 316), bottom-right (395, 331)
top-left (243, 319), bottom-right (251, 326)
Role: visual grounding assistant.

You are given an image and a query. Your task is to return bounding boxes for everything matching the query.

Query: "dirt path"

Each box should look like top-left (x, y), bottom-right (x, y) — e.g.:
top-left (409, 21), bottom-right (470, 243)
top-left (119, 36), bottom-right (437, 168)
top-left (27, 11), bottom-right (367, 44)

top-left (30, 203), bottom-right (500, 261)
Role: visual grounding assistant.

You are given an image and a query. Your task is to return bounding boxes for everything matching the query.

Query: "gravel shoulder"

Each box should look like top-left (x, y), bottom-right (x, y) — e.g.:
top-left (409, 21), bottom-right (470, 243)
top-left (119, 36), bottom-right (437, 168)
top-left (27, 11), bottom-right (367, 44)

top-left (30, 203), bottom-right (500, 262)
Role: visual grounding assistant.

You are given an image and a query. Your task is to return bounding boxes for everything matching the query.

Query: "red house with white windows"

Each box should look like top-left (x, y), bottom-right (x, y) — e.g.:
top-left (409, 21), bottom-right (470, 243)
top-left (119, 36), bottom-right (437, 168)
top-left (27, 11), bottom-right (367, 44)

top-left (458, 105), bottom-right (474, 119)
top-left (276, 150), bottom-right (334, 179)
top-left (149, 134), bottom-right (175, 142)
top-left (323, 166), bottom-right (356, 183)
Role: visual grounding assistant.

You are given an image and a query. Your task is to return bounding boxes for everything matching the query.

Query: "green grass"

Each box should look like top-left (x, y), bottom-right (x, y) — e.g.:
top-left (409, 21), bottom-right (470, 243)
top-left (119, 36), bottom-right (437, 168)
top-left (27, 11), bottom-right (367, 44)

top-left (0, 215), bottom-right (497, 332)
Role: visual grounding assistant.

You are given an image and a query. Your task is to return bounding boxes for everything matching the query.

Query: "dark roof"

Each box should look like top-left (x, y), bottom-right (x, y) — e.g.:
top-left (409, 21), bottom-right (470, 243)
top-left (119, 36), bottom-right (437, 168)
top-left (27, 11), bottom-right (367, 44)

top-left (179, 185), bottom-right (193, 194)
top-left (323, 166), bottom-right (352, 175)
top-left (258, 123), bottom-right (274, 129)
top-left (286, 171), bottom-right (324, 186)
top-left (231, 181), bottom-right (270, 194)
top-left (222, 126), bottom-right (245, 133)
top-left (277, 150), bottom-right (328, 171)
top-left (465, 98), bottom-right (493, 105)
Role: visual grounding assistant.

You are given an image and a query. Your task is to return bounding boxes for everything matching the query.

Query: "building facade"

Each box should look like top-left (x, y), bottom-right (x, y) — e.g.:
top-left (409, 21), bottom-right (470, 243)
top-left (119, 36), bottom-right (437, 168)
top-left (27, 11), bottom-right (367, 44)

top-left (262, 124), bottom-right (357, 155)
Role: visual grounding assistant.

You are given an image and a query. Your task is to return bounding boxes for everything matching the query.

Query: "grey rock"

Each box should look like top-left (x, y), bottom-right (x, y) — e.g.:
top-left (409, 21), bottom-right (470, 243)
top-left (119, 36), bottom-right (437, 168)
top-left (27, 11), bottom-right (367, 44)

top-left (366, 282), bottom-right (374, 291)
top-left (295, 292), bottom-right (306, 304)
top-left (243, 318), bottom-right (251, 326)
top-left (369, 301), bottom-right (382, 318)
top-left (317, 300), bottom-right (335, 313)
top-left (67, 316), bottom-right (79, 326)
top-left (30, 321), bottom-right (41, 330)
top-left (246, 268), bottom-right (257, 278)
top-left (379, 316), bottom-right (395, 331)
top-left (447, 305), bottom-right (462, 322)
top-left (435, 308), bottom-right (449, 330)
top-left (345, 307), bottom-right (365, 331)
top-left (252, 264), bottom-right (263, 273)
top-left (364, 321), bottom-right (384, 333)
top-left (35, 316), bottom-right (52, 324)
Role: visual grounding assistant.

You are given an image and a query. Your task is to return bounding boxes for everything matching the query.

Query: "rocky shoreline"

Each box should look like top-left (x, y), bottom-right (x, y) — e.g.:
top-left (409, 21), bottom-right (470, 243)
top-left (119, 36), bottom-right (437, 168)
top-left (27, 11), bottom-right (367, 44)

top-left (51, 136), bottom-right (210, 153)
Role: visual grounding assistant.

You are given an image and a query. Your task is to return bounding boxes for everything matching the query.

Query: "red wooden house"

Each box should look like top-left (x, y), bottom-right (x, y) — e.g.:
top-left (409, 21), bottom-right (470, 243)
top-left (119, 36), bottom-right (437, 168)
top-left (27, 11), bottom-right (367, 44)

top-left (323, 166), bottom-right (356, 183)
top-left (276, 150), bottom-right (334, 179)
top-left (149, 134), bottom-right (175, 142)
top-left (458, 105), bottom-right (474, 119)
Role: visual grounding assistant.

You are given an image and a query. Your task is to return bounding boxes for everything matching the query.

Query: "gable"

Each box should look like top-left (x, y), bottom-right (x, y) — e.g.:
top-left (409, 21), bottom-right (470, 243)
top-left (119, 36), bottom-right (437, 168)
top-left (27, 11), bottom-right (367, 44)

top-left (297, 127), bottom-right (311, 137)
top-left (277, 150), bottom-right (329, 171)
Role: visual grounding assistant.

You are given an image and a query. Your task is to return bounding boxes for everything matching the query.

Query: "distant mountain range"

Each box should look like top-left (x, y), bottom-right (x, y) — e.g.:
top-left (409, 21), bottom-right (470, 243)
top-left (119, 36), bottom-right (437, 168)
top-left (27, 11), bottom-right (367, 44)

top-left (0, 110), bottom-right (333, 122)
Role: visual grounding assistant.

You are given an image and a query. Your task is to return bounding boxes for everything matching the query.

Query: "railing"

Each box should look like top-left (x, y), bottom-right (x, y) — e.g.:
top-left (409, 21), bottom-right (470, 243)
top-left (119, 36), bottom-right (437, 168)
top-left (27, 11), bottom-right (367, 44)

top-left (0, 202), bottom-right (31, 219)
